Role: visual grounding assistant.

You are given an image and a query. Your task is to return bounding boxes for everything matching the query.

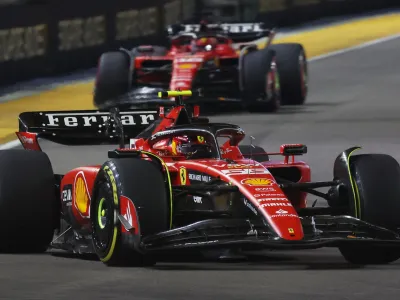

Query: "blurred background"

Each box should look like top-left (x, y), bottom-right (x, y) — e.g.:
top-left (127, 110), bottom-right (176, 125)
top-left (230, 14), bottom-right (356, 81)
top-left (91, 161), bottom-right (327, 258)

top-left (1, 1), bottom-right (400, 299)
top-left (0, 0), bottom-right (398, 86)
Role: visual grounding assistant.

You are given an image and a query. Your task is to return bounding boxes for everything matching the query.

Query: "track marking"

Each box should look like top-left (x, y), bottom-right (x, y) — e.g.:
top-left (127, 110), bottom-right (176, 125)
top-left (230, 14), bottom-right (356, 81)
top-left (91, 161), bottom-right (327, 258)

top-left (1, 33), bottom-right (399, 150)
top-left (308, 33), bottom-right (400, 62)
top-left (0, 139), bottom-right (21, 150)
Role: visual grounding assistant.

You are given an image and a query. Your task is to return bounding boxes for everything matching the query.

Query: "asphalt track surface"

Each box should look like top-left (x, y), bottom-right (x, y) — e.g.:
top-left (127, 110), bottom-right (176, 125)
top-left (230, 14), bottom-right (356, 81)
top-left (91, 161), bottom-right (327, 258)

top-left (1, 37), bottom-right (400, 300)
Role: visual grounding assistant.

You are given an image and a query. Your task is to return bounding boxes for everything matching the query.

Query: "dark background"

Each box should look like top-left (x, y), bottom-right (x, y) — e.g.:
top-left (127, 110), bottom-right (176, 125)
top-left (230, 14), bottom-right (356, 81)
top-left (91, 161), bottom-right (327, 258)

top-left (0, 0), bottom-right (398, 86)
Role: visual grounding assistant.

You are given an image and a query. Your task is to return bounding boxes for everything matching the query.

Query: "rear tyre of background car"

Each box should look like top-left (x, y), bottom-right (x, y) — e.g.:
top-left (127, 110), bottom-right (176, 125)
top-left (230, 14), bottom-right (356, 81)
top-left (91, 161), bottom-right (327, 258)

top-left (91, 158), bottom-right (170, 266)
top-left (338, 154), bottom-right (400, 264)
top-left (269, 43), bottom-right (307, 105)
top-left (93, 51), bottom-right (132, 109)
top-left (0, 150), bottom-right (57, 253)
top-left (241, 48), bottom-right (281, 113)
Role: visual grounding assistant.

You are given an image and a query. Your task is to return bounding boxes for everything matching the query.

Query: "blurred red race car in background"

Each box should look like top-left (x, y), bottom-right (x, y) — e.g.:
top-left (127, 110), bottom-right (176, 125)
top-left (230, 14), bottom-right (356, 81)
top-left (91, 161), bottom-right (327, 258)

top-left (94, 21), bottom-right (308, 113)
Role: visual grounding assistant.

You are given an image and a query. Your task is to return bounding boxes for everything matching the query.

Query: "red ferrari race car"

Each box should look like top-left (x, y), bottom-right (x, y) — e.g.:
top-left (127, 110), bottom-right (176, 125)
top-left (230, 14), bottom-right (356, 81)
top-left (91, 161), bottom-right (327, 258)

top-left (2, 90), bottom-right (400, 266)
top-left (93, 22), bottom-right (308, 113)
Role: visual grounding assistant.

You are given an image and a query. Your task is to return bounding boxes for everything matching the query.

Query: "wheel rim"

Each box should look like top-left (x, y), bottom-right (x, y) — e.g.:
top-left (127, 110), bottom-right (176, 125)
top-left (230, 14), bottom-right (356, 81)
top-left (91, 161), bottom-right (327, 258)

top-left (265, 59), bottom-right (280, 109)
top-left (92, 183), bottom-right (115, 254)
top-left (97, 198), bottom-right (107, 229)
top-left (299, 53), bottom-right (308, 98)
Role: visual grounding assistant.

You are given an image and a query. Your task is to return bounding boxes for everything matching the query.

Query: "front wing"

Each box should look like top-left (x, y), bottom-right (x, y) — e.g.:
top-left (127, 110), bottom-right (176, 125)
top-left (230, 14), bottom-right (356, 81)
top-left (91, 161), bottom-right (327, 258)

top-left (141, 214), bottom-right (400, 253)
top-left (51, 213), bottom-right (400, 255)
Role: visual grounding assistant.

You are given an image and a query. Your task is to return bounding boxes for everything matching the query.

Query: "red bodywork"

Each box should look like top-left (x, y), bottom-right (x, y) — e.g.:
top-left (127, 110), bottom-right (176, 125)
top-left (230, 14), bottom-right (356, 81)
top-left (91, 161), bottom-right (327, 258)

top-left (17, 103), bottom-right (310, 242)
top-left (134, 33), bottom-right (274, 92)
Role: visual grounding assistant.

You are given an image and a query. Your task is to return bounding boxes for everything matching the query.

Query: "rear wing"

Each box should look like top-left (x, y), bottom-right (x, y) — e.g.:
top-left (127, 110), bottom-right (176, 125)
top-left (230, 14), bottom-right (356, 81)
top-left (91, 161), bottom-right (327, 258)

top-left (17, 109), bottom-right (159, 147)
top-left (167, 22), bottom-right (272, 43)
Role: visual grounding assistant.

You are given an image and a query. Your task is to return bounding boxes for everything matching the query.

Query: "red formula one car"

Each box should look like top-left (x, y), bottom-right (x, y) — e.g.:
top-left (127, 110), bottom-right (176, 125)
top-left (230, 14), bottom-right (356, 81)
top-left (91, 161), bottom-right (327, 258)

top-left (94, 22), bottom-right (308, 113)
top-left (2, 90), bottom-right (400, 266)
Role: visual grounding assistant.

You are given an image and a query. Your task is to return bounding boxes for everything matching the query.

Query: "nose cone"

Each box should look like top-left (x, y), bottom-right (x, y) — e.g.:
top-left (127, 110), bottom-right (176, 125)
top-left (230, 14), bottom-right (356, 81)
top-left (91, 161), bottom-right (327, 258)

top-left (240, 179), bottom-right (304, 240)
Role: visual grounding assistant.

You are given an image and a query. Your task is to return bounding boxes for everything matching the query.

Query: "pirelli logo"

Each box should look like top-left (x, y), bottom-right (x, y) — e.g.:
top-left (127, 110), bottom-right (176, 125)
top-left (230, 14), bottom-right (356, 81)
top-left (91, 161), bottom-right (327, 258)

top-left (42, 111), bottom-right (157, 127)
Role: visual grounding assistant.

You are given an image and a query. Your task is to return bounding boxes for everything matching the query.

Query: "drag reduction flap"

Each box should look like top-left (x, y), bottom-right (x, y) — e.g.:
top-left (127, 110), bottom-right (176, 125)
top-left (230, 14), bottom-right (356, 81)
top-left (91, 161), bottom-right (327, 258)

top-left (168, 22), bottom-right (270, 43)
top-left (18, 109), bottom-right (159, 145)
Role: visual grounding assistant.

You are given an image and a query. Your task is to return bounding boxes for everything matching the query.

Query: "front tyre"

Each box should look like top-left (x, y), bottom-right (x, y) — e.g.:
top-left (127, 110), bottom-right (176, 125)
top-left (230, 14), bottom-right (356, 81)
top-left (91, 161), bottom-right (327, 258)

top-left (91, 158), bottom-right (170, 266)
top-left (93, 51), bottom-right (132, 109)
top-left (269, 43), bottom-right (307, 105)
top-left (242, 48), bottom-right (281, 113)
top-left (338, 154), bottom-right (400, 265)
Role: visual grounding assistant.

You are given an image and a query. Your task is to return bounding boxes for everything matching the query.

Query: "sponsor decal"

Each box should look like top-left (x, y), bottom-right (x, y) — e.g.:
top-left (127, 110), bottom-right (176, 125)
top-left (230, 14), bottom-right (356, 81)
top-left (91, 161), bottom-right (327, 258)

top-left (119, 195), bottom-right (139, 234)
top-left (257, 198), bottom-right (288, 202)
top-left (213, 163), bottom-right (261, 169)
top-left (74, 172), bottom-right (91, 217)
top-left (222, 169), bottom-right (270, 176)
top-left (20, 136), bottom-right (34, 144)
top-left (0, 24), bottom-right (47, 62)
top-left (270, 209), bottom-right (298, 218)
top-left (188, 171), bottom-right (212, 183)
top-left (193, 196), bottom-right (202, 204)
top-left (179, 167), bottom-right (187, 185)
top-left (241, 178), bottom-right (273, 186)
top-left (61, 184), bottom-right (72, 206)
top-left (43, 111), bottom-right (157, 127)
top-left (254, 193), bottom-right (286, 198)
top-left (179, 63), bottom-right (196, 69)
top-left (197, 136), bottom-right (205, 143)
top-left (180, 23), bottom-right (265, 33)
top-left (116, 7), bottom-right (157, 40)
top-left (260, 202), bottom-right (292, 207)
top-left (255, 187), bottom-right (275, 192)
top-left (176, 57), bottom-right (204, 63)
top-left (151, 129), bottom-right (179, 140)
top-left (243, 198), bottom-right (258, 215)
top-left (58, 16), bottom-right (106, 51)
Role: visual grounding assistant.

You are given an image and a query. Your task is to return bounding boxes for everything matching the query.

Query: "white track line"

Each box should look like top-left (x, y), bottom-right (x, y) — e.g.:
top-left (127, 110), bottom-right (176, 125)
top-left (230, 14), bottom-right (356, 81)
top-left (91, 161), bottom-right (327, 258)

top-left (1, 33), bottom-right (400, 150)
top-left (308, 33), bottom-right (400, 62)
top-left (0, 139), bottom-right (21, 150)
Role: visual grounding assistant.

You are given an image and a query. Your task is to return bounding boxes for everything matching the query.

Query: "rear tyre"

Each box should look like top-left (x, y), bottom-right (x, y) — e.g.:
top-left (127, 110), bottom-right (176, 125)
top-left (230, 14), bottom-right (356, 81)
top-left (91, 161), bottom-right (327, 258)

top-left (242, 48), bottom-right (281, 113)
top-left (239, 145), bottom-right (269, 162)
top-left (91, 158), bottom-right (169, 266)
top-left (0, 150), bottom-right (57, 253)
top-left (269, 43), bottom-right (307, 105)
top-left (338, 154), bottom-right (400, 264)
top-left (93, 51), bottom-right (132, 109)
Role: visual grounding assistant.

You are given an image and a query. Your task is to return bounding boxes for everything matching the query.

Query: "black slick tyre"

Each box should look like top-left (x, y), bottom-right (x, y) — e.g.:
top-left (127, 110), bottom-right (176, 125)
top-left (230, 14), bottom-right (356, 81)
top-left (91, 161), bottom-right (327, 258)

top-left (91, 158), bottom-right (169, 266)
top-left (338, 154), bottom-right (400, 265)
top-left (93, 51), bottom-right (131, 109)
top-left (269, 43), bottom-right (307, 105)
top-left (0, 149), bottom-right (57, 253)
top-left (241, 48), bottom-right (280, 113)
top-left (239, 145), bottom-right (269, 162)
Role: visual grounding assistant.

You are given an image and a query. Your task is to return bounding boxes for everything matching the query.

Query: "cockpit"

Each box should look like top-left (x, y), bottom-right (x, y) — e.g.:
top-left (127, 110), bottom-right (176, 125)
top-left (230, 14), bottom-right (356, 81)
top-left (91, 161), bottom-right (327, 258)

top-left (170, 32), bottom-right (230, 54)
top-left (149, 124), bottom-right (245, 160)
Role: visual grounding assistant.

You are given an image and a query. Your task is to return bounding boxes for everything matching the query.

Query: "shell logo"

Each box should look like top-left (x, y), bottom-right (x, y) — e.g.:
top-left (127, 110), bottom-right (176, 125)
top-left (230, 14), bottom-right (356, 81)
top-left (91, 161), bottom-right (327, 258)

top-left (74, 173), bottom-right (90, 217)
top-left (241, 178), bottom-right (273, 186)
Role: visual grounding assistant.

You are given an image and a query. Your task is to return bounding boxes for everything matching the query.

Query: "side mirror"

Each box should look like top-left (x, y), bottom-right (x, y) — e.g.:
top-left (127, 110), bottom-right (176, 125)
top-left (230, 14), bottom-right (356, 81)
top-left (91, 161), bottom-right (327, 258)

top-left (280, 144), bottom-right (307, 156)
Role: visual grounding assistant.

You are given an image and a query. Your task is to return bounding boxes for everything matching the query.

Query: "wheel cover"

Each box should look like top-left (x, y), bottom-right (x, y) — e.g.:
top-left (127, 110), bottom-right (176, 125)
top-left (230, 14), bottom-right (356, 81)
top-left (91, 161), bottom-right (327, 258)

top-left (92, 183), bottom-right (115, 254)
top-left (265, 59), bottom-right (280, 108)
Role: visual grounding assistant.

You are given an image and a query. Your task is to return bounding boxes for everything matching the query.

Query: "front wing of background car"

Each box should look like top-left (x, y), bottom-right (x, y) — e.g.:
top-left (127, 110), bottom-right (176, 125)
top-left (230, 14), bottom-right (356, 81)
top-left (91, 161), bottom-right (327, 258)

top-left (96, 85), bottom-right (245, 110)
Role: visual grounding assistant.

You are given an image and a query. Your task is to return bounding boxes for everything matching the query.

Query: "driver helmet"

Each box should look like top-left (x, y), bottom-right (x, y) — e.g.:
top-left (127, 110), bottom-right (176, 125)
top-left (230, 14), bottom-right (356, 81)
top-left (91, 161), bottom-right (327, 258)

top-left (169, 135), bottom-right (212, 158)
top-left (195, 37), bottom-right (218, 51)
